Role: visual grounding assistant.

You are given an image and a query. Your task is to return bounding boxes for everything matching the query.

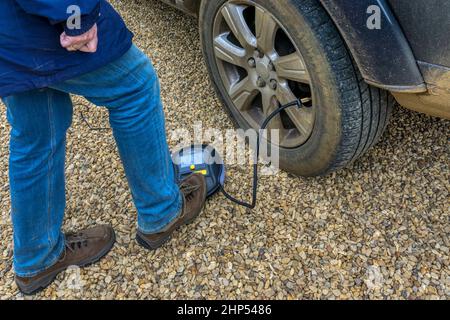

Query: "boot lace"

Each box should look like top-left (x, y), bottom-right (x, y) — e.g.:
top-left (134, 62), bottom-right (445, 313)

top-left (180, 182), bottom-right (200, 202)
top-left (65, 234), bottom-right (89, 253)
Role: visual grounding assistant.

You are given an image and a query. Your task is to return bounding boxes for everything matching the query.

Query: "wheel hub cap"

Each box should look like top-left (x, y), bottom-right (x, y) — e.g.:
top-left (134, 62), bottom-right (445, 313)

top-left (256, 55), bottom-right (272, 81)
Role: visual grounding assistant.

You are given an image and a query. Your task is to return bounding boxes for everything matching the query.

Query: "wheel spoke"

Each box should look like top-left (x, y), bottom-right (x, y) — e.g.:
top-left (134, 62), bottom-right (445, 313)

top-left (262, 92), bottom-right (284, 133)
top-left (273, 52), bottom-right (310, 83)
top-left (285, 106), bottom-right (314, 137)
top-left (221, 4), bottom-right (257, 49)
top-left (255, 7), bottom-right (278, 54)
top-left (277, 83), bottom-right (314, 136)
top-left (261, 92), bottom-right (286, 145)
top-left (228, 77), bottom-right (258, 111)
top-left (214, 33), bottom-right (247, 67)
top-left (261, 92), bottom-right (277, 116)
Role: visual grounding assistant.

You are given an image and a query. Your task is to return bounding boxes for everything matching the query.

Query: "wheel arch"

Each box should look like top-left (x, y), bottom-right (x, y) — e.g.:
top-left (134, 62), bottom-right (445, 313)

top-left (318, 0), bottom-right (426, 93)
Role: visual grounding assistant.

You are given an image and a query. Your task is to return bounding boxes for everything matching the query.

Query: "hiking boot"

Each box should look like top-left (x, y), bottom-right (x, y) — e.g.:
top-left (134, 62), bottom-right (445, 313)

top-left (15, 225), bottom-right (115, 295)
top-left (136, 173), bottom-right (207, 250)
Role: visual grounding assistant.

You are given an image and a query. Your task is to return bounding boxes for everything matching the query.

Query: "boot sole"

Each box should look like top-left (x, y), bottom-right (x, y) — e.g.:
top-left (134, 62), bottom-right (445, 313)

top-left (136, 215), bottom-right (198, 251)
top-left (17, 230), bottom-right (116, 295)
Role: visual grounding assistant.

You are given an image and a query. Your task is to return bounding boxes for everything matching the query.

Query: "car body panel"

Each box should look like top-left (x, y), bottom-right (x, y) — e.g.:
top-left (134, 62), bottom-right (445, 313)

top-left (393, 62), bottom-right (450, 119)
top-left (385, 0), bottom-right (450, 119)
top-left (319, 0), bottom-right (426, 93)
top-left (388, 0), bottom-right (450, 67)
top-left (159, 0), bottom-right (199, 16)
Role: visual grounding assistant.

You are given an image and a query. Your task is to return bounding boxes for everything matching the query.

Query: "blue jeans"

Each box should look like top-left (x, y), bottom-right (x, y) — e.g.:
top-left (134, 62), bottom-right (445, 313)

top-left (2, 45), bottom-right (182, 277)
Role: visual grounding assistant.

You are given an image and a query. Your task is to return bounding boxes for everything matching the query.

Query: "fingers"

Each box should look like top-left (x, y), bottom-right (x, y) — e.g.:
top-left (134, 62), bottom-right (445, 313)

top-left (60, 24), bottom-right (98, 53)
top-left (60, 32), bottom-right (71, 48)
top-left (66, 41), bottom-right (87, 52)
top-left (78, 37), bottom-right (98, 53)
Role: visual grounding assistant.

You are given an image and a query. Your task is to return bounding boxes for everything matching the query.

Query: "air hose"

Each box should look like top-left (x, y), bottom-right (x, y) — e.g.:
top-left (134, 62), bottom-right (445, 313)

top-left (220, 99), bottom-right (303, 209)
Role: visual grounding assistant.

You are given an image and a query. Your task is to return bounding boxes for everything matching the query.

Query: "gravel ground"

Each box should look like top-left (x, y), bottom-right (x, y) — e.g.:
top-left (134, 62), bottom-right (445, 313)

top-left (0, 0), bottom-right (449, 300)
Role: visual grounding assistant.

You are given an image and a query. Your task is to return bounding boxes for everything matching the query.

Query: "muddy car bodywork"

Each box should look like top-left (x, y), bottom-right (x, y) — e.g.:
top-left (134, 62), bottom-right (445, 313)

top-left (160, 0), bottom-right (450, 119)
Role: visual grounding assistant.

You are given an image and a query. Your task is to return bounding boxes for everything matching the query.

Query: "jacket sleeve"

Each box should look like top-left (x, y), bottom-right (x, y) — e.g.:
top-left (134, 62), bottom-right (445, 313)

top-left (14, 0), bottom-right (101, 36)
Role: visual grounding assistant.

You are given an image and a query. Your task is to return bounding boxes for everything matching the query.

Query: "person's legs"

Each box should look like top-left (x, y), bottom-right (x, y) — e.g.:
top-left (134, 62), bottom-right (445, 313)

top-left (3, 88), bottom-right (72, 277)
top-left (50, 45), bottom-right (182, 234)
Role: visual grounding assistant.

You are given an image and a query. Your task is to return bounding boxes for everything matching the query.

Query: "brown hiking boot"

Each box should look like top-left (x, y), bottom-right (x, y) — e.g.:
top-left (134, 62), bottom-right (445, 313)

top-left (136, 173), bottom-right (207, 250)
top-left (15, 225), bottom-right (115, 295)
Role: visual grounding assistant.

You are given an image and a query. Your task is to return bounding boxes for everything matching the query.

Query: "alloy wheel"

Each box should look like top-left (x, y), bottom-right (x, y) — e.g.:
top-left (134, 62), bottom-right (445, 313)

top-left (212, 1), bottom-right (315, 148)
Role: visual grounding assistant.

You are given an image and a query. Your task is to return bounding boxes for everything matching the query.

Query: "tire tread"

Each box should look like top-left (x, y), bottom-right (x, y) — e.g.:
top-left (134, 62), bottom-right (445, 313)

top-left (294, 0), bottom-right (393, 172)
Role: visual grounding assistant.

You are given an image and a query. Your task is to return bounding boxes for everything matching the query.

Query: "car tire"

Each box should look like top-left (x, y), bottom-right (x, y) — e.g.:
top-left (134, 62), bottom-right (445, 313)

top-left (199, 0), bottom-right (394, 176)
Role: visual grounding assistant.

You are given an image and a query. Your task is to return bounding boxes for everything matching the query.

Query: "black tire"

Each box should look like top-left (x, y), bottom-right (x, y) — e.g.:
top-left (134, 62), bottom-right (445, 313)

top-left (199, 0), bottom-right (393, 176)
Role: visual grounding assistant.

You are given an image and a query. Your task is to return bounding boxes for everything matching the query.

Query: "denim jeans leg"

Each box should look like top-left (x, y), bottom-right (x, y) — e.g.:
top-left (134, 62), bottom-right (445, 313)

top-left (3, 88), bottom-right (72, 277)
top-left (50, 45), bottom-right (182, 234)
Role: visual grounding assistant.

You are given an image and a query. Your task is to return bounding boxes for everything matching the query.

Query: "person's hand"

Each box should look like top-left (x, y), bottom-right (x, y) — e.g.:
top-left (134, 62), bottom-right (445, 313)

top-left (60, 24), bottom-right (98, 53)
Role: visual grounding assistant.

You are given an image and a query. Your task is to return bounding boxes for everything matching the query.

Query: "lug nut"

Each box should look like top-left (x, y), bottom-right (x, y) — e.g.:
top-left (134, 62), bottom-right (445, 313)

top-left (248, 57), bottom-right (256, 68)
top-left (256, 77), bottom-right (266, 88)
top-left (269, 79), bottom-right (278, 90)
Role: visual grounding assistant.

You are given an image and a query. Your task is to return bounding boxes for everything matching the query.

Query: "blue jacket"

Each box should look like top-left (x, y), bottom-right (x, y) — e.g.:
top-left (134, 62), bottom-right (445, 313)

top-left (0, 0), bottom-right (133, 98)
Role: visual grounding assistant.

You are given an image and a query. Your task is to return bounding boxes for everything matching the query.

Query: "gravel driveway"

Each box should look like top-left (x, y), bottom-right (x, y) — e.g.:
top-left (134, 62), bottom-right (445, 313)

top-left (0, 0), bottom-right (449, 299)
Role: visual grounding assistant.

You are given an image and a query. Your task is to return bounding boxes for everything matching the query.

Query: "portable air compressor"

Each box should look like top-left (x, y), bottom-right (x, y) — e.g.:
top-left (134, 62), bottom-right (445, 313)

top-left (172, 99), bottom-right (302, 209)
top-left (172, 144), bottom-right (225, 198)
